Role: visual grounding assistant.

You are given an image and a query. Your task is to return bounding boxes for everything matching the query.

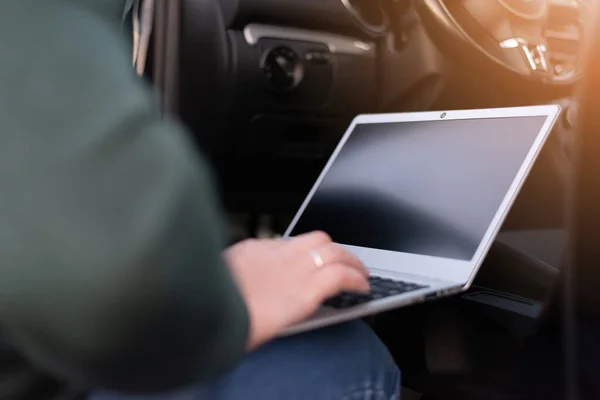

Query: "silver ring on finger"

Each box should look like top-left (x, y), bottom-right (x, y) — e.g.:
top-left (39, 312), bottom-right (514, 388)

top-left (308, 249), bottom-right (325, 268)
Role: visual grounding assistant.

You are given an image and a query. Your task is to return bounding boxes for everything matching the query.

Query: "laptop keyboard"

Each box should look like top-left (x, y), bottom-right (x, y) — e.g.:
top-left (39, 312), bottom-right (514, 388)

top-left (323, 276), bottom-right (429, 309)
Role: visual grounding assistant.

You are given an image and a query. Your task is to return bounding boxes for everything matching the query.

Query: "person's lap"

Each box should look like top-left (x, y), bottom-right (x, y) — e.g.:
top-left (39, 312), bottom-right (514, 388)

top-left (89, 320), bottom-right (400, 400)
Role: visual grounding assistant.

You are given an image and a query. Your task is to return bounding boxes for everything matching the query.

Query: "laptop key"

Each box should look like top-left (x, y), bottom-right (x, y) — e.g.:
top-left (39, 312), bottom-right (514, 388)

top-left (323, 276), bottom-right (430, 309)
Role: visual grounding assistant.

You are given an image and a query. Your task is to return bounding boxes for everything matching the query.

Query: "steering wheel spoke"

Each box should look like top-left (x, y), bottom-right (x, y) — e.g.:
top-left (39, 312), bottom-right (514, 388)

top-left (418, 0), bottom-right (580, 84)
top-left (499, 37), bottom-right (551, 74)
top-left (459, 0), bottom-right (554, 77)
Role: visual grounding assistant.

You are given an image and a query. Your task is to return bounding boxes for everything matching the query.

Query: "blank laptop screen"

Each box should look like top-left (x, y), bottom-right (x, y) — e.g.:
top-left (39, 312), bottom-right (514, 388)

top-left (290, 116), bottom-right (548, 261)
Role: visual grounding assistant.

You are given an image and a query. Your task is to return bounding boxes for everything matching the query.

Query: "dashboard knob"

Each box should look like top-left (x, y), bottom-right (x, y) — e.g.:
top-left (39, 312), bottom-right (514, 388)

top-left (261, 46), bottom-right (304, 92)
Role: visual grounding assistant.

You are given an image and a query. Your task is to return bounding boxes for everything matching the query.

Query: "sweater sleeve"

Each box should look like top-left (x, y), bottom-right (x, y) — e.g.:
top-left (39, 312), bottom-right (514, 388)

top-left (0, 0), bottom-right (248, 393)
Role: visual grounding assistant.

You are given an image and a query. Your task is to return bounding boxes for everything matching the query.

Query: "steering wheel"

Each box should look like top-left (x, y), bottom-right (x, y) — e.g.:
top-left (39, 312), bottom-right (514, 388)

top-left (415, 0), bottom-right (584, 86)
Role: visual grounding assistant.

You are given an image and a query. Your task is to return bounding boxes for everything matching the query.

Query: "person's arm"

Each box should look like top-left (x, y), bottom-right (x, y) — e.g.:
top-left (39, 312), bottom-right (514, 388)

top-left (0, 0), bottom-right (248, 393)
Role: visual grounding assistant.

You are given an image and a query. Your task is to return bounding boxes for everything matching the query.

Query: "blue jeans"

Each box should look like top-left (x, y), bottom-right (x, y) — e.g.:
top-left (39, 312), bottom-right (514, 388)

top-left (89, 320), bottom-right (401, 400)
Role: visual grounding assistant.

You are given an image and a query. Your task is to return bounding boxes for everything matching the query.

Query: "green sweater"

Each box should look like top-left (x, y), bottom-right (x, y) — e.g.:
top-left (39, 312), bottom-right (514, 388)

top-left (0, 0), bottom-right (248, 397)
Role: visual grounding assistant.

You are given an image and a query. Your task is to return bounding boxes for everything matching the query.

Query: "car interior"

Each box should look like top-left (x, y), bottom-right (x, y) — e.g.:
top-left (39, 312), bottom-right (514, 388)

top-left (153, 0), bottom-right (593, 398)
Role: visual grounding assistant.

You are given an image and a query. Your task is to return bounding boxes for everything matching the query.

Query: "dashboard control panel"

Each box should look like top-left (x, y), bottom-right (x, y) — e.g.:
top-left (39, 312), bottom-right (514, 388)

top-left (230, 24), bottom-right (377, 114)
top-left (261, 46), bottom-right (305, 92)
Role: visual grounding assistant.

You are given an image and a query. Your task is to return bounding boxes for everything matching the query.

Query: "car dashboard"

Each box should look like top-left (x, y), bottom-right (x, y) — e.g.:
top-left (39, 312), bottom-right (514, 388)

top-left (174, 0), bottom-right (588, 214)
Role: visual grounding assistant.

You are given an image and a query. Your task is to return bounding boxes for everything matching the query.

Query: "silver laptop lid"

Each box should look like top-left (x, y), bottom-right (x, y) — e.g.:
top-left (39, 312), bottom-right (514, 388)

top-left (285, 106), bottom-right (560, 286)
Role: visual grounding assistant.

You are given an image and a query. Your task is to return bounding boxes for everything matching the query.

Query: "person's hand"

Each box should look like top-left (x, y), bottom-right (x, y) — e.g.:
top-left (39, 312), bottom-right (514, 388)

top-left (224, 231), bottom-right (370, 351)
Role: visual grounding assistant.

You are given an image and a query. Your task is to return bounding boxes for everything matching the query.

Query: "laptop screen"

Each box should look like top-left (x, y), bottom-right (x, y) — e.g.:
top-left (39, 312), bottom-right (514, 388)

top-left (290, 116), bottom-right (548, 261)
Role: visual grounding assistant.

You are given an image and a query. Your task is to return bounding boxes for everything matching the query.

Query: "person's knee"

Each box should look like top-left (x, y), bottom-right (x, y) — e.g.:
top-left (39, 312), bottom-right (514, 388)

top-left (210, 320), bottom-right (400, 399)
top-left (88, 321), bottom-right (401, 400)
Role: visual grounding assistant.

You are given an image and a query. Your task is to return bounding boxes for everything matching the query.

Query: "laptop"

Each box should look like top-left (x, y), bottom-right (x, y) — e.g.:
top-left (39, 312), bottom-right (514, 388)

top-left (283, 105), bottom-right (561, 335)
